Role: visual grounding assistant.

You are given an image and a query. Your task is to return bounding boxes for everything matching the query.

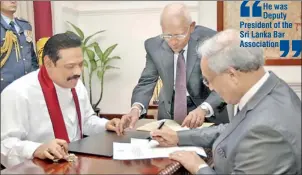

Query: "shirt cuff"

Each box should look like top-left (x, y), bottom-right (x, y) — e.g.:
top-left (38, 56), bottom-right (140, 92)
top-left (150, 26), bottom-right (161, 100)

top-left (99, 117), bottom-right (109, 128)
top-left (201, 102), bottom-right (214, 118)
top-left (22, 141), bottom-right (43, 159)
top-left (198, 163), bottom-right (209, 171)
top-left (132, 102), bottom-right (146, 117)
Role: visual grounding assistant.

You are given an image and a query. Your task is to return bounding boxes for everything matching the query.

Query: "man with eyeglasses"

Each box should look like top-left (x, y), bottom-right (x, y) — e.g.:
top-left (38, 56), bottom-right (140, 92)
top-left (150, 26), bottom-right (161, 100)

top-left (118, 3), bottom-right (229, 134)
top-left (150, 29), bottom-right (301, 175)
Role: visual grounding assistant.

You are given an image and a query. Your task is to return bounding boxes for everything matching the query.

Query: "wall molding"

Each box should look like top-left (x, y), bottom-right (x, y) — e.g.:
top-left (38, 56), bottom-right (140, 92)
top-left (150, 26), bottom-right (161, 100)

top-left (62, 3), bottom-right (199, 15)
top-left (288, 82), bottom-right (301, 91)
top-left (62, 6), bottom-right (79, 16)
top-left (288, 82), bottom-right (302, 99)
top-left (79, 6), bottom-right (198, 15)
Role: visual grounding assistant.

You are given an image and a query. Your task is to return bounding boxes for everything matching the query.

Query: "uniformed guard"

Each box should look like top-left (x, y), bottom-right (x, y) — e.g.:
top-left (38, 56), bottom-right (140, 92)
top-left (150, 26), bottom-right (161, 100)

top-left (0, 1), bottom-right (38, 92)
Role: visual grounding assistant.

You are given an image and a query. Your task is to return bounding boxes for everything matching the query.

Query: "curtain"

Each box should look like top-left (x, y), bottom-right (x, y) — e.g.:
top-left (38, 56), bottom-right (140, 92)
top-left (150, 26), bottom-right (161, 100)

top-left (33, 1), bottom-right (53, 66)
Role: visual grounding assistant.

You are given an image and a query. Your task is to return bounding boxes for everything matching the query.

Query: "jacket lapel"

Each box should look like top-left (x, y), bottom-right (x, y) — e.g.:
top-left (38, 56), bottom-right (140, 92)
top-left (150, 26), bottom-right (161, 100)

top-left (226, 104), bottom-right (234, 121)
top-left (14, 18), bottom-right (24, 34)
top-left (0, 17), bottom-right (24, 35)
top-left (0, 16), bottom-right (10, 30)
top-left (161, 40), bottom-right (174, 96)
top-left (186, 37), bottom-right (199, 84)
top-left (213, 71), bottom-right (279, 150)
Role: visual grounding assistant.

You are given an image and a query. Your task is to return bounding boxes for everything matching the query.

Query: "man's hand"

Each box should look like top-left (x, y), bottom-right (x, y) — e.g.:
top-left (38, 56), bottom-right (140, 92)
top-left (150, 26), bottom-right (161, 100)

top-left (105, 118), bottom-right (121, 134)
top-left (150, 126), bottom-right (179, 147)
top-left (181, 107), bottom-right (206, 128)
top-left (169, 151), bottom-right (207, 174)
top-left (117, 108), bottom-right (140, 135)
top-left (33, 139), bottom-right (68, 160)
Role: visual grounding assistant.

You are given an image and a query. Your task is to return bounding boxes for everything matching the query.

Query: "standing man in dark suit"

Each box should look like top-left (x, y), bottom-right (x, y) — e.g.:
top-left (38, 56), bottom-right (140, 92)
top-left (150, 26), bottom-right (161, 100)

top-left (118, 3), bottom-right (229, 134)
top-left (0, 1), bottom-right (38, 92)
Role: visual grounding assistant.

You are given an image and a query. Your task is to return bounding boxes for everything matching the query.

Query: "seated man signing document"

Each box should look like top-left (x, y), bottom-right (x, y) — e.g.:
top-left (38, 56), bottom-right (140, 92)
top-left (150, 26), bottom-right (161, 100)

top-left (1, 33), bottom-right (121, 168)
top-left (151, 29), bottom-right (301, 174)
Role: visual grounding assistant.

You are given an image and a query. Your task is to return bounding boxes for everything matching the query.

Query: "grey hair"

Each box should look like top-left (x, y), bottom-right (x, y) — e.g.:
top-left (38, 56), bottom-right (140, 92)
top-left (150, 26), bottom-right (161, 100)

top-left (197, 29), bottom-right (264, 74)
top-left (160, 3), bottom-right (192, 26)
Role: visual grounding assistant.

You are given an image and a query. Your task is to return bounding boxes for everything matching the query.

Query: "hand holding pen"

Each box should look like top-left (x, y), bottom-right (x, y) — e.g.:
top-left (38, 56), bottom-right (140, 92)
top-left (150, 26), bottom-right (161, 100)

top-left (150, 120), bottom-right (179, 147)
top-left (147, 120), bottom-right (166, 141)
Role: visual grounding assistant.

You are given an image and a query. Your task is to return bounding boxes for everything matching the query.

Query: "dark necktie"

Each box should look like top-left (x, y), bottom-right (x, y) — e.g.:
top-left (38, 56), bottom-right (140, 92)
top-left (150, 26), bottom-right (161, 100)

top-left (9, 21), bottom-right (18, 34)
top-left (173, 50), bottom-right (187, 124)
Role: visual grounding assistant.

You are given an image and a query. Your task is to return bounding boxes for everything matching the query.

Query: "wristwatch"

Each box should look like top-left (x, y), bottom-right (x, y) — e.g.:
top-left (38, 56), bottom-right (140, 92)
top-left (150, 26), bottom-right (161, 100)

top-left (200, 104), bottom-right (210, 118)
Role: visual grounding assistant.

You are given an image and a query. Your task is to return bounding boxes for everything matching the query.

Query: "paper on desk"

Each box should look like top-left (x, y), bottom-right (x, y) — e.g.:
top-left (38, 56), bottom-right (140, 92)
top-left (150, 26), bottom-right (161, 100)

top-left (136, 119), bottom-right (214, 132)
top-left (113, 139), bottom-right (207, 160)
top-left (130, 138), bottom-right (159, 148)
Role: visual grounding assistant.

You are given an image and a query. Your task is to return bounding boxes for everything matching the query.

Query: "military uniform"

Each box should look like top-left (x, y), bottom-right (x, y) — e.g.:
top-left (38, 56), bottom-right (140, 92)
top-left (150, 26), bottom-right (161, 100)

top-left (0, 15), bottom-right (38, 92)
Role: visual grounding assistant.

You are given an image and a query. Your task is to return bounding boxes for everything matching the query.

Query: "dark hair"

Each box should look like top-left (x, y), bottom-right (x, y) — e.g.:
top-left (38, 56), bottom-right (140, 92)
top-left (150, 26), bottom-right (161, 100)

top-left (42, 32), bottom-right (82, 65)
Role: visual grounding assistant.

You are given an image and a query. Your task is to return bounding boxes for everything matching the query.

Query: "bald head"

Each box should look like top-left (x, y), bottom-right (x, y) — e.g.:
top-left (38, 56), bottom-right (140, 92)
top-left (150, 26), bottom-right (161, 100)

top-left (160, 3), bottom-right (192, 26)
top-left (160, 3), bottom-right (195, 53)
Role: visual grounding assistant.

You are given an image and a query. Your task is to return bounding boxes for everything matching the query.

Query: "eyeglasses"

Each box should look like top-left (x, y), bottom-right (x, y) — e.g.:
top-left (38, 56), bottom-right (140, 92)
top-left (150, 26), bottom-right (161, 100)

top-left (160, 26), bottom-right (190, 40)
top-left (203, 78), bottom-right (209, 87)
top-left (202, 73), bottom-right (221, 87)
top-left (203, 69), bottom-right (237, 87)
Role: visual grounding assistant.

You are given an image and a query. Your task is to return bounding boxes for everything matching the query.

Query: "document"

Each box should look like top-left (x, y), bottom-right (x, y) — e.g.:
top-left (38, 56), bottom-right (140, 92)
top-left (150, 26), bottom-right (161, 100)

top-left (136, 119), bottom-right (214, 132)
top-left (113, 138), bottom-right (207, 160)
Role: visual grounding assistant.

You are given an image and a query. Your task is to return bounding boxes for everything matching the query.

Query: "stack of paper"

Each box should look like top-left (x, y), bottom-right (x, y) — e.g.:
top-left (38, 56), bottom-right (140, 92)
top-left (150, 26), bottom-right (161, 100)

top-left (136, 119), bottom-right (214, 132)
top-left (113, 138), bottom-right (207, 160)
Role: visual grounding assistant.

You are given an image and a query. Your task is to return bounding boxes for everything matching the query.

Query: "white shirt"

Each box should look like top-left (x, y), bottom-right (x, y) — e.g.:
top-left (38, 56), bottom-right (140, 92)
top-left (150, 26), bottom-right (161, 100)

top-left (234, 71), bottom-right (270, 115)
top-left (1, 70), bottom-right (108, 168)
top-left (1, 13), bottom-right (20, 34)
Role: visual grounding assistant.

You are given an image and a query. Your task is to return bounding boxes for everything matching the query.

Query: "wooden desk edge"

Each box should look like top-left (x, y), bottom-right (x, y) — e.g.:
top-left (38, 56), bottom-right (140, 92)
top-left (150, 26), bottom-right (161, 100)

top-left (1, 119), bottom-right (213, 174)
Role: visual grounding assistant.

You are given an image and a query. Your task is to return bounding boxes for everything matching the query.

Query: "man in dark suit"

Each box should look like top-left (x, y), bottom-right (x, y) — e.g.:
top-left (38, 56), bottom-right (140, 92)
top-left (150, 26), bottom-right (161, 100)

top-left (0, 1), bottom-right (39, 92)
top-left (118, 3), bottom-right (229, 135)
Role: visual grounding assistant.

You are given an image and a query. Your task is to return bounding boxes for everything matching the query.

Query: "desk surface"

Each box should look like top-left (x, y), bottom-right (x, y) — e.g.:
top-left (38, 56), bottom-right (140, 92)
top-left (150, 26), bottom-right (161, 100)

top-left (1, 119), bottom-right (212, 174)
top-left (1, 154), bottom-right (178, 174)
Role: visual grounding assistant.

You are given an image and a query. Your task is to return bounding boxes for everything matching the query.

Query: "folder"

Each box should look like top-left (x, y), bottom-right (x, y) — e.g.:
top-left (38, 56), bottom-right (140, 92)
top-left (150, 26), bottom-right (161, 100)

top-left (136, 119), bottom-right (214, 132)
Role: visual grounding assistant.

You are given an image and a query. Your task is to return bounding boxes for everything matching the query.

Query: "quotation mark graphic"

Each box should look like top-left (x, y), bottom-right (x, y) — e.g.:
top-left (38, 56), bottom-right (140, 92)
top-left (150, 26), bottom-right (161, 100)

top-left (240, 1), bottom-right (262, 17)
top-left (280, 40), bottom-right (301, 57)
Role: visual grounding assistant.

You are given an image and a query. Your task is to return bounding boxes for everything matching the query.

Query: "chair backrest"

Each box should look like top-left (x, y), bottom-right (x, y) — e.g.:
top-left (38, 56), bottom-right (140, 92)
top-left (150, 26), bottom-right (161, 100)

top-left (151, 78), bottom-right (163, 105)
top-left (36, 37), bottom-right (50, 66)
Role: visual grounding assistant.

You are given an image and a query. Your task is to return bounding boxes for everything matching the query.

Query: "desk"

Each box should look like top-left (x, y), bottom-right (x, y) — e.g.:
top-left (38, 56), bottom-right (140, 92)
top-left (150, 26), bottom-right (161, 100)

top-left (1, 119), bottom-right (212, 174)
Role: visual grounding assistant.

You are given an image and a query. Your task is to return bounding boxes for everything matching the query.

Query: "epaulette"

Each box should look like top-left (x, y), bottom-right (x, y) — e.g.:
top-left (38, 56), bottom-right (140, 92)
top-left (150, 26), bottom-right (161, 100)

top-left (15, 17), bottom-right (29, 23)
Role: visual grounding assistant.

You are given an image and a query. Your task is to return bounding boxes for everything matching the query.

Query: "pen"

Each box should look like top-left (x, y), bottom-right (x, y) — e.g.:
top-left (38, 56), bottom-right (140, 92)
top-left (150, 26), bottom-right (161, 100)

top-left (157, 120), bottom-right (166, 130)
top-left (147, 120), bottom-right (166, 141)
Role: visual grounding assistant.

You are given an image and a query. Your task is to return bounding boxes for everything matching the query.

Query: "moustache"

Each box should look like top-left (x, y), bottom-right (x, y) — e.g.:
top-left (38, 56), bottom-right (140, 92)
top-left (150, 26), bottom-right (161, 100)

top-left (67, 75), bottom-right (81, 81)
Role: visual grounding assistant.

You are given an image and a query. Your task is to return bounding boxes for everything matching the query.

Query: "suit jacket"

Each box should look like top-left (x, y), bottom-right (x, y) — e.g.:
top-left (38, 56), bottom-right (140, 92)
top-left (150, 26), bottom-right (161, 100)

top-left (131, 25), bottom-right (229, 124)
top-left (0, 16), bottom-right (38, 92)
top-left (177, 71), bottom-right (301, 174)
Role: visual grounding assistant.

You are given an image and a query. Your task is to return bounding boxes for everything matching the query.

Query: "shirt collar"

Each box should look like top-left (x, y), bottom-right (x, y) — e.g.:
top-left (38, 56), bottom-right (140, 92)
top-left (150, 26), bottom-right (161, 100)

top-left (183, 44), bottom-right (188, 52)
top-left (53, 82), bottom-right (72, 94)
top-left (174, 44), bottom-right (188, 55)
top-left (237, 71), bottom-right (270, 110)
top-left (1, 13), bottom-right (16, 26)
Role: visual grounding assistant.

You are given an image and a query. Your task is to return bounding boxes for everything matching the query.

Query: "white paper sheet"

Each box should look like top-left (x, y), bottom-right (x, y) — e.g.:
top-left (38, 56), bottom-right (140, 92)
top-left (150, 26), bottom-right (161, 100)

top-left (113, 139), bottom-right (207, 160)
top-left (130, 138), bottom-right (159, 148)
